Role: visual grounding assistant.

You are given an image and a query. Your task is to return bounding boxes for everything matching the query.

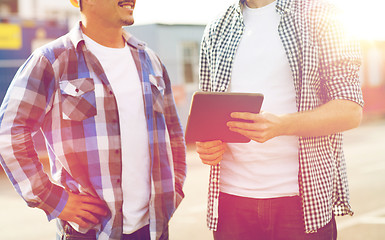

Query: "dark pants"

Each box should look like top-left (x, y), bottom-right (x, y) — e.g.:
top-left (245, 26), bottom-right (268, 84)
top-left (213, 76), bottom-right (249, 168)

top-left (59, 222), bottom-right (152, 240)
top-left (213, 192), bottom-right (337, 240)
top-left (122, 225), bottom-right (151, 240)
top-left (122, 225), bottom-right (168, 240)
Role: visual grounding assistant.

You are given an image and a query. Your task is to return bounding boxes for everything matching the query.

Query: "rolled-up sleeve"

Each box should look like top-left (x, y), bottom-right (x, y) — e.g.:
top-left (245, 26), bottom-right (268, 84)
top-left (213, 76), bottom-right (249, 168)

top-left (319, 5), bottom-right (364, 107)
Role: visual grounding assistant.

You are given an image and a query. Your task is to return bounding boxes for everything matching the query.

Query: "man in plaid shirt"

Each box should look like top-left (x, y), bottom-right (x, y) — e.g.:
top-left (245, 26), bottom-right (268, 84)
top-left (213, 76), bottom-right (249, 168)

top-left (0, 0), bottom-right (186, 239)
top-left (196, 0), bottom-right (363, 239)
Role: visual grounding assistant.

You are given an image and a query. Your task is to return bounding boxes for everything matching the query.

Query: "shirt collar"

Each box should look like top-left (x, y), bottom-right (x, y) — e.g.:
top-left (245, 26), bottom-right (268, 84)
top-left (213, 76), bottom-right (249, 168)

top-left (68, 21), bottom-right (147, 51)
top-left (236, 0), bottom-right (243, 14)
top-left (236, 0), bottom-right (292, 15)
top-left (275, 0), bottom-right (292, 15)
top-left (122, 30), bottom-right (147, 50)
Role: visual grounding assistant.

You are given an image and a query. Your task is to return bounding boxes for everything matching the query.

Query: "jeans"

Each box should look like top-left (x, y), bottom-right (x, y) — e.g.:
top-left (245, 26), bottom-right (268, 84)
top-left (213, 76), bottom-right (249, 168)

top-left (122, 225), bottom-right (151, 240)
top-left (213, 192), bottom-right (337, 240)
top-left (58, 220), bottom-right (154, 240)
top-left (58, 221), bottom-right (96, 240)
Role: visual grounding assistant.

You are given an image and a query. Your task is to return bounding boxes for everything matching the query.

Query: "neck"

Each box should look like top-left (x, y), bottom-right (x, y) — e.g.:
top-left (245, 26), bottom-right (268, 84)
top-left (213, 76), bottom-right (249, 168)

top-left (245, 0), bottom-right (275, 8)
top-left (80, 15), bottom-right (125, 48)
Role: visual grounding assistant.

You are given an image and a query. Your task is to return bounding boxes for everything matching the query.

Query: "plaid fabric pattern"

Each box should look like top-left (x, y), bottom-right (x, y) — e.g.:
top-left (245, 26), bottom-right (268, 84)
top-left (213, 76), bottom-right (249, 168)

top-left (0, 23), bottom-right (186, 240)
top-left (60, 78), bottom-right (97, 121)
top-left (199, 0), bottom-right (363, 233)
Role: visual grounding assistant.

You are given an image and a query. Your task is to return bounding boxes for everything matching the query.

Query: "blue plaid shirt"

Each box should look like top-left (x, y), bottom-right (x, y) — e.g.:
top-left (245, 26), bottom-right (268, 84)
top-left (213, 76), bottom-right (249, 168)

top-left (0, 23), bottom-right (186, 240)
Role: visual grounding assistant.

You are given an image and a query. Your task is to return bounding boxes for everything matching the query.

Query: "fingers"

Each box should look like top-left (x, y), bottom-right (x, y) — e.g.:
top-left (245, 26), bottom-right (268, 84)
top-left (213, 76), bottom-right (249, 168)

top-left (196, 140), bottom-right (225, 153)
top-left (196, 140), bottom-right (223, 148)
top-left (59, 192), bottom-right (109, 228)
top-left (81, 195), bottom-right (109, 208)
top-left (79, 210), bottom-right (100, 225)
top-left (199, 148), bottom-right (225, 164)
top-left (196, 140), bottom-right (226, 166)
top-left (72, 193), bottom-right (109, 216)
top-left (227, 111), bottom-right (282, 143)
top-left (73, 216), bottom-right (90, 228)
top-left (228, 127), bottom-right (267, 143)
top-left (80, 201), bottom-right (109, 218)
top-left (227, 121), bottom-right (266, 131)
top-left (228, 112), bottom-right (266, 130)
top-left (201, 155), bottom-right (223, 166)
top-left (230, 112), bottom-right (262, 121)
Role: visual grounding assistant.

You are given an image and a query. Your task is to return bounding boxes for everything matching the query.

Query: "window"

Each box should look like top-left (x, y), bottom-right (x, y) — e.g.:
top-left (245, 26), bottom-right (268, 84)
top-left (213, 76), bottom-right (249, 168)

top-left (0, 0), bottom-right (18, 14)
top-left (181, 42), bottom-right (199, 84)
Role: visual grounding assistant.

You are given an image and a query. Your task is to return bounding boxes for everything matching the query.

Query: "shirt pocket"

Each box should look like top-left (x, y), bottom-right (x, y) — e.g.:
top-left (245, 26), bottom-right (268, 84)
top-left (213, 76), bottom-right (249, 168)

top-left (149, 74), bottom-right (165, 114)
top-left (59, 78), bottom-right (97, 121)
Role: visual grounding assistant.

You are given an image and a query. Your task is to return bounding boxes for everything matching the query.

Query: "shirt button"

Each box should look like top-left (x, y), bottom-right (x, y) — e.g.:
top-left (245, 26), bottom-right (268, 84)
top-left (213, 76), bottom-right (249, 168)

top-left (109, 90), bottom-right (113, 95)
top-left (115, 149), bottom-right (120, 154)
top-left (117, 179), bottom-right (121, 184)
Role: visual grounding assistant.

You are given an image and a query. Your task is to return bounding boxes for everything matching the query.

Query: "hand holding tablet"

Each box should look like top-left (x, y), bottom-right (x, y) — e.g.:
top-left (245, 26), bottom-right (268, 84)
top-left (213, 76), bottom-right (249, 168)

top-left (185, 92), bottom-right (264, 143)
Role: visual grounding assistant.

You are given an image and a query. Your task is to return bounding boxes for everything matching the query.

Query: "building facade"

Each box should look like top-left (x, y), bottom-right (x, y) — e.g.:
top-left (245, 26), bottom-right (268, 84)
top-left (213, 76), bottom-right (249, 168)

top-left (127, 24), bottom-right (205, 128)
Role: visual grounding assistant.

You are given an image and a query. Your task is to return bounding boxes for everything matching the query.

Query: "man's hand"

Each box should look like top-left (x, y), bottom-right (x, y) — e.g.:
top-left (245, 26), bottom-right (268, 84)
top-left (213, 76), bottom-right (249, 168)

top-left (58, 192), bottom-right (109, 228)
top-left (196, 140), bottom-right (227, 166)
top-left (227, 111), bottom-right (283, 143)
top-left (227, 99), bottom-right (363, 141)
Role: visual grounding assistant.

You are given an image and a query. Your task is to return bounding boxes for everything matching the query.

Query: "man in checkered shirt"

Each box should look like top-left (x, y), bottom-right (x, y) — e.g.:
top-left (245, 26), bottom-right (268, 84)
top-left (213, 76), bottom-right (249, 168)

top-left (196, 0), bottom-right (363, 239)
top-left (0, 0), bottom-right (186, 239)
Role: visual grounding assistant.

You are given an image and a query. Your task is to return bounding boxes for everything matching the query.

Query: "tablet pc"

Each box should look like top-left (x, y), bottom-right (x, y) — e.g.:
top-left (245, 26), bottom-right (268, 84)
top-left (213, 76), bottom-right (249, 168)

top-left (185, 92), bottom-right (264, 143)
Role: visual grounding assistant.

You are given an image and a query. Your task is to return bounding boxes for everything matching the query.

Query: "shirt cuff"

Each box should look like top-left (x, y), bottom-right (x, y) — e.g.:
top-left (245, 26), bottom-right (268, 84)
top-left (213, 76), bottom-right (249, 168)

top-left (37, 184), bottom-right (69, 221)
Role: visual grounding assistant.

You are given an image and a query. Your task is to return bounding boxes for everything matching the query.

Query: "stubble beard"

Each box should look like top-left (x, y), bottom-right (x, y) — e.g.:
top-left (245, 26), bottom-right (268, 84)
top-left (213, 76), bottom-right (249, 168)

top-left (120, 16), bottom-right (134, 26)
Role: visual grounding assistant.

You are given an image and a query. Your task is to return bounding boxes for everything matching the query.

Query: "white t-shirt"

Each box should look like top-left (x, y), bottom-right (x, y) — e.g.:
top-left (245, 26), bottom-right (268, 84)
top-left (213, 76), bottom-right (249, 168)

top-left (83, 34), bottom-right (150, 234)
top-left (221, 1), bottom-right (300, 198)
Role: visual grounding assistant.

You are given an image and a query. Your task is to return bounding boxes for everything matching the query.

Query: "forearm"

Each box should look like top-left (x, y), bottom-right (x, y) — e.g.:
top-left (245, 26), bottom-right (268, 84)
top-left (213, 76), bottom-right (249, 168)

top-left (0, 125), bottom-right (68, 218)
top-left (280, 99), bottom-right (363, 137)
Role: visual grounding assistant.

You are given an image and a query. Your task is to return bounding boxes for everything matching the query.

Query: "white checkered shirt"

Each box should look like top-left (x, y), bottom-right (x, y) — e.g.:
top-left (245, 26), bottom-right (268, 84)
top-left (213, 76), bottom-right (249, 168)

top-left (199, 0), bottom-right (364, 233)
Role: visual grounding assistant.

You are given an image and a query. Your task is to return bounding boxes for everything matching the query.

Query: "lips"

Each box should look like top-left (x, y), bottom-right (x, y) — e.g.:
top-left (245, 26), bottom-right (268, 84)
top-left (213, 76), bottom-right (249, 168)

top-left (118, 0), bottom-right (135, 9)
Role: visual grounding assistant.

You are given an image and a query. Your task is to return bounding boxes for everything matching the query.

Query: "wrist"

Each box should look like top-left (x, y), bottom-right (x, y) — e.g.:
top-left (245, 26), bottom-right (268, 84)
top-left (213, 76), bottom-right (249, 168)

top-left (279, 113), bottom-right (300, 136)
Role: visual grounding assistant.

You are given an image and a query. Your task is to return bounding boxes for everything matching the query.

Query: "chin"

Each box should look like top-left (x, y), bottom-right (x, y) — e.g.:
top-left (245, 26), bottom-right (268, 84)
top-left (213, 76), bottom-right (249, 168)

top-left (121, 17), bottom-right (134, 26)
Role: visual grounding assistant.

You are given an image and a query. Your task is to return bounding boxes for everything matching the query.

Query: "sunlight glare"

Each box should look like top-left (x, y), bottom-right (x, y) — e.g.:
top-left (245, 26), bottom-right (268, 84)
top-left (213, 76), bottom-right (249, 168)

top-left (334, 0), bottom-right (385, 40)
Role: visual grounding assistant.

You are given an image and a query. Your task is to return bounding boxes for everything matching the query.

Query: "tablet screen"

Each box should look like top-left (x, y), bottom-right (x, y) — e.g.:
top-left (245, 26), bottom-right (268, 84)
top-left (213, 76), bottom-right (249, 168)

top-left (185, 92), bottom-right (264, 143)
